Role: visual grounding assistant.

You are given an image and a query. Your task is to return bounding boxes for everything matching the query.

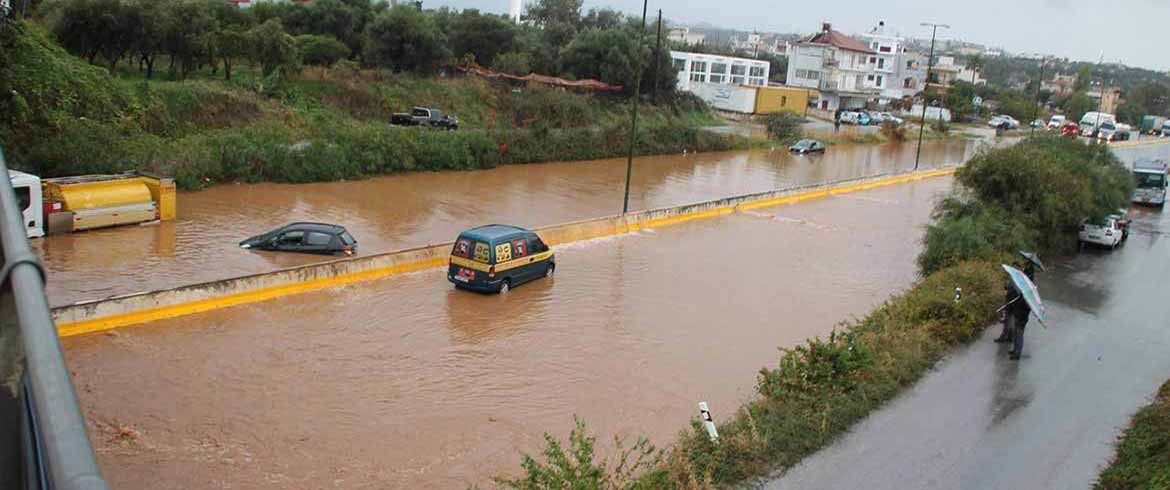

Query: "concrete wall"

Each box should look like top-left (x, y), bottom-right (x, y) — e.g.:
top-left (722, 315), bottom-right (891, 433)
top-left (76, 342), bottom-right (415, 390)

top-left (52, 167), bottom-right (958, 337)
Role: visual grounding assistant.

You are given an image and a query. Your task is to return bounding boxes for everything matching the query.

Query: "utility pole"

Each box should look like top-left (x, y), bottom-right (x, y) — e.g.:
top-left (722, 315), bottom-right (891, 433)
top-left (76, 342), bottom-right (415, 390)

top-left (622, 0), bottom-right (649, 215)
top-left (652, 9), bottom-right (663, 105)
top-left (914, 22), bottom-right (949, 171)
top-left (1032, 56), bottom-right (1046, 135)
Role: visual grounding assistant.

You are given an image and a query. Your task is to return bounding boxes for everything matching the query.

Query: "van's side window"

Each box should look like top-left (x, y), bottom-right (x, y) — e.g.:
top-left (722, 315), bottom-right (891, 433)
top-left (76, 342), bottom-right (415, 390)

top-left (531, 238), bottom-right (548, 253)
top-left (453, 238), bottom-right (472, 258)
top-left (473, 242), bottom-right (491, 262)
top-left (495, 243), bottom-right (513, 262)
top-left (511, 238), bottom-right (528, 258)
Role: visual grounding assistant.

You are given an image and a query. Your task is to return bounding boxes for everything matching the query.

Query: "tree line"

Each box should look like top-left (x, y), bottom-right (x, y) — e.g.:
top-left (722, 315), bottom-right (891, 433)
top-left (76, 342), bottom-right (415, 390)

top-left (39, 0), bottom-right (678, 96)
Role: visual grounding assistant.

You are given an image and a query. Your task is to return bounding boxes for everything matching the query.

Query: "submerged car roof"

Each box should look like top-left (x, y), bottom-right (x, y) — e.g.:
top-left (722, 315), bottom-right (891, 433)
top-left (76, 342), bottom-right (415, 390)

top-left (280, 222), bottom-right (348, 234)
top-left (460, 224), bottom-right (531, 242)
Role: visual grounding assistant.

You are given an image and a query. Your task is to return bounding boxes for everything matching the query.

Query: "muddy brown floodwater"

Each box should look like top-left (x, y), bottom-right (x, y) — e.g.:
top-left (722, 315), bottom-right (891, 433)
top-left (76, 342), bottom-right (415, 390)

top-left (36, 140), bottom-right (981, 306)
top-left (63, 176), bottom-right (951, 490)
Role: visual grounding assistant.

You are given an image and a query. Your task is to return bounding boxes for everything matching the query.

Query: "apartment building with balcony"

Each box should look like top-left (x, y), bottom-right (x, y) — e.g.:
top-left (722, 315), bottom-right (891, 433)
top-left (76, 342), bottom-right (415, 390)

top-left (785, 23), bottom-right (879, 111)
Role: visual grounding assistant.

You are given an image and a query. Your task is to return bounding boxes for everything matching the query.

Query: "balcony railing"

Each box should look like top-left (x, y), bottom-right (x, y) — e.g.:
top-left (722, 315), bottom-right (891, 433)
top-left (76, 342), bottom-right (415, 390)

top-left (820, 80), bottom-right (839, 91)
top-left (0, 145), bottom-right (109, 490)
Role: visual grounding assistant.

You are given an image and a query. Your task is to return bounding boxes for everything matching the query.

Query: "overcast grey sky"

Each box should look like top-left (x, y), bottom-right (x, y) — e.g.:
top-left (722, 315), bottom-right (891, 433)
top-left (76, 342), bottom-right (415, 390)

top-left (428, 0), bottom-right (1170, 71)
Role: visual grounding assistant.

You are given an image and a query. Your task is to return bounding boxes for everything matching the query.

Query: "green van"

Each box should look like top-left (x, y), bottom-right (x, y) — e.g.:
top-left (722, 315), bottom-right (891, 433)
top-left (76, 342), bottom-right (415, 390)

top-left (447, 224), bottom-right (555, 293)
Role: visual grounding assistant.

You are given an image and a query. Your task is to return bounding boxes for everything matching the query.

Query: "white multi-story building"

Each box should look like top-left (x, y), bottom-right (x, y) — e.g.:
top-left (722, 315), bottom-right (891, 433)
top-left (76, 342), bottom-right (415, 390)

top-left (855, 21), bottom-right (917, 104)
top-left (670, 51), bottom-right (769, 92)
top-left (786, 23), bottom-right (878, 111)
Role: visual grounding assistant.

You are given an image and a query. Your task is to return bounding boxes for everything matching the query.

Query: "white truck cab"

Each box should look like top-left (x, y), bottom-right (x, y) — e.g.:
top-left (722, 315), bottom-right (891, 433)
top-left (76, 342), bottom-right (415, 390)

top-left (8, 170), bottom-right (43, 239)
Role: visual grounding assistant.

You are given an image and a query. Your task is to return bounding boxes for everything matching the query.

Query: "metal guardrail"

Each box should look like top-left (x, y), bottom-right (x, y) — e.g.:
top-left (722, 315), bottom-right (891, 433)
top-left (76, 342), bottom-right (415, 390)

top-left (0, 145), bottom-right (109, 490)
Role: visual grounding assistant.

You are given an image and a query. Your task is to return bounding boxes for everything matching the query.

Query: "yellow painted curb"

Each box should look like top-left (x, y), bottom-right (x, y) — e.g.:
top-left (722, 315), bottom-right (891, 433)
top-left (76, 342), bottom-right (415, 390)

top-left (54, 167), bottom-right (957, 336)
top-left (1109, 138), bottom-right (1170, 148)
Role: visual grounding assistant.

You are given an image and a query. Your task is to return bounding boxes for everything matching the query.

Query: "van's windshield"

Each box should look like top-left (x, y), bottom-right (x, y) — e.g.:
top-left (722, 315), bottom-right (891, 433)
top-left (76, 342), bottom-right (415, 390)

top-left (1135, 172), bottom-right (1166, 189)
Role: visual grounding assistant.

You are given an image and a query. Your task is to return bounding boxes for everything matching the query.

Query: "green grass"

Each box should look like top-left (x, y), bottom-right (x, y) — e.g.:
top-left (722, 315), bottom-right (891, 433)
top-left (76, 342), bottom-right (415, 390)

top-left (1095, 379), bottom-right (1170, 490)
top-left (0, 19), bottom-right (735, 189)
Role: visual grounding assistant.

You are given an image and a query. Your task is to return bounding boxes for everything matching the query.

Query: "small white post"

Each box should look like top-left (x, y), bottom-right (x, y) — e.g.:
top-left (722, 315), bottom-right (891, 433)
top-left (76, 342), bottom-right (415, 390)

top-left (699, 401), bottom-right (719, 441)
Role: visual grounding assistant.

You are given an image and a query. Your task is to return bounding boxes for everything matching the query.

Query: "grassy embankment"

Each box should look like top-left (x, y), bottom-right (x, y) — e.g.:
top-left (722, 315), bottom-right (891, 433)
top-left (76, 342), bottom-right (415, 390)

top-left (1095, 379), bottom-right (1170, 490)
top-left (494, 137), bottom-right (1134, 489)
top-left (0, 20), bottom-right (741, 190)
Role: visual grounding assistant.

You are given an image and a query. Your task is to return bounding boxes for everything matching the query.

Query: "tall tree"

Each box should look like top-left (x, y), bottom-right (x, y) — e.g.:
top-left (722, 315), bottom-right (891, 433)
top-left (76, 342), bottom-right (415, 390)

top-left (363, 5), bottom-right (448, 72)
top-left (447, 9), bottom-right (516, 67)
top-left (248, 18), bottom-right (299, 76)
top-left (522, 0), bottom-right (583, 28)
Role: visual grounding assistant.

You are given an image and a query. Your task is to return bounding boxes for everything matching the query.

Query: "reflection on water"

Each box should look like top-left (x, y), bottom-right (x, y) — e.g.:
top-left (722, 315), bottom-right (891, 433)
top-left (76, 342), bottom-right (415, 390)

top-left (39, 141), bottom-right (981, 306)
top-left (64, 177), bottom-right (953, 490)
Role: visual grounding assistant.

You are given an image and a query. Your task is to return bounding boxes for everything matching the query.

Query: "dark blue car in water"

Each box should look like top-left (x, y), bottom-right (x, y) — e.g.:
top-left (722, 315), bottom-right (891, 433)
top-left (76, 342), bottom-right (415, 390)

top-left (447, 224), bottom-right (555, 293)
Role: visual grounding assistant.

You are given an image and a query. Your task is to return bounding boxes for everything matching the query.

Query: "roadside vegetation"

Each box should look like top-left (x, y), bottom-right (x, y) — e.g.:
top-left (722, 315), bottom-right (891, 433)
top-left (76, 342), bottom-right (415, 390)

top-left (1095, 378), bottom-right (1170, 490)
top-left (918, 136), bottom-right (1133, 274)
top-left (495, 136), bottom-right (1135, 489)
top-left (0, 1), bottom-right (743, 189)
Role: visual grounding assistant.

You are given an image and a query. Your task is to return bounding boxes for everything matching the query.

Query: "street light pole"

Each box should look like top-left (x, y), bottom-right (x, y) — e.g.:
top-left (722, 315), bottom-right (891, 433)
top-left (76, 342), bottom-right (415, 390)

top-left (914, 22), bottom-right (949, 171)
top-left (652, 9), bottom-right (663, 105)
top-left (622, 0), bottom-right (649, 215)
top-left (1032, 56), bottom-right (1046, 135)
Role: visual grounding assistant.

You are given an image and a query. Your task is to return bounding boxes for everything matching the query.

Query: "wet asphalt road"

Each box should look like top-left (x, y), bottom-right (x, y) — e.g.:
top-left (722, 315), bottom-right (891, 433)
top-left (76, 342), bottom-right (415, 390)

top-left (764, 197), bottom-right (1170, 488)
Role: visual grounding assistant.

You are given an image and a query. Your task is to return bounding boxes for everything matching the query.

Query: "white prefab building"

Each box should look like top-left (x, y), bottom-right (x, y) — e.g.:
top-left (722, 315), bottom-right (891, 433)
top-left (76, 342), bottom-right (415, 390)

top-left (670, 51), bottom-right (769, 93)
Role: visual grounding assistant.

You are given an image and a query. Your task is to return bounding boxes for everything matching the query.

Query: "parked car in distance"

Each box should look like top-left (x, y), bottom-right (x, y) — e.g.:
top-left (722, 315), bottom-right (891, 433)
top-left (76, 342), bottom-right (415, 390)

top-left (789, 139), bottom-right (826, 154)
top-left (867, 111), bottom-right (886, 124)
top-left (857, 111), bottom-right (872, 126)
top-left (879, 112), bottom-right (904, 125)
top-left (1078, 216), bottom-right (1124, 249)
top-left (239, 222), bottom-right (357, 255)
top-left (988, 115), bottom-right (1020, 129)
top-left (1098, 121), bottom-right (1132, 141)
top-left (839, 111), bottom-right (861, 125)
top-left (448, 224), bottom-right (555, 294)
top-left (1030, 119), bottom-right (1045, 129)
top-left (390, 107), bottom-right (459, 130)
top-left (1061, 121), bottom-right (1081, 137)
top-left (1047, 115), bottom-right (1066, 129)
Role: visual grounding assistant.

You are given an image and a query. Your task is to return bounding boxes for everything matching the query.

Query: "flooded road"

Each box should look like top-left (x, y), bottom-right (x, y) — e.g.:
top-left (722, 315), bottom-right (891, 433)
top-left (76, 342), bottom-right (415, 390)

top-left (64, 176), bottom-right (952, 490)
top-left (37, 140), bottom-right (980, 306)
top-left (765, 203), bottom-right (1170, 490)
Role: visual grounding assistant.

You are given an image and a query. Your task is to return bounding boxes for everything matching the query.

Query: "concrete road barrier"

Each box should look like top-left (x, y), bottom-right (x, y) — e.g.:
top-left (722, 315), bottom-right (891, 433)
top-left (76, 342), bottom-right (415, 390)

top-left (52, 167), bottom-right (957, 337)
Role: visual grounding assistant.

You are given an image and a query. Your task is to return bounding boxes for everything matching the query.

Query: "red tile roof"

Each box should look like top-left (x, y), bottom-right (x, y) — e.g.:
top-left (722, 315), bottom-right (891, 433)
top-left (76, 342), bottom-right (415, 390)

top-left (802, 30), bottom-right (875, 54)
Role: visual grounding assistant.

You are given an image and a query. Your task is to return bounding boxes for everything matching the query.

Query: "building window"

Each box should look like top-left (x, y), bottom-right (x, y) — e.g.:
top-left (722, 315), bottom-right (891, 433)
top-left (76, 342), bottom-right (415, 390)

top-left (690, 61), bottom-right (707, 73)
top-left (672, 58), bottom-right (686, 72)
top-left (869, 56), bottom-right (877, 64)
top-left (710, 62), bottom-right (729, 75)
top-left (731, 75), bottom-right (745, 84)
top-left (877, 58), bottom-right (885, 69)
top-left (875, 75), bottom-right (883, 87)
top-left (903, 77), bottom-right (914, 88)
top-left (867, 74), bottom-right (875, 81)
top-left (879, 46), bottom-right (892, 53)
top-left (730, 64), bottom-right (746, 76)
top-left (794, 70), bottom-right (820, 81)
top-left (906, 60), bottom-right (914, 70)
top-left (749, 66), bottom-right (765, 77)
top-left (856, 74), bottom-right (864, 86)
top-left (710, 74), bottom-right (726, 84)
top-left (748, 77), bottom-right (765, 86)
top-left (690, 73), bottom-right (706, 82)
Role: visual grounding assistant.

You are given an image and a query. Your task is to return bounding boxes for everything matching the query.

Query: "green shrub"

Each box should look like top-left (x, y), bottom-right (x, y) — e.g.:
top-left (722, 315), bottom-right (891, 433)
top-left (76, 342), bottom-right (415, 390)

top-left (1095, 380), bottom-right (1170, 490)
top-left (917, 196), bottom-right (1038, 275)
top-left (764, 113), bottom-right (803, 143)
top-left (493, 417), bottom-right (665, 490)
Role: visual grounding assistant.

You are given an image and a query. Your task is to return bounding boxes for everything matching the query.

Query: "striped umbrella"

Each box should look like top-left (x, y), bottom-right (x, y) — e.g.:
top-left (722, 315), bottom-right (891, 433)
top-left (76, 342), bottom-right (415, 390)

top-left (1002, 264), bottom-right (1048, 327)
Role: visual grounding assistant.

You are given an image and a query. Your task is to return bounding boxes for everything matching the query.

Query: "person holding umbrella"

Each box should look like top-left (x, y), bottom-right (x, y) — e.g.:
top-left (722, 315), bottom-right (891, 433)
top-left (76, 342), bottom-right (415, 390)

top-left (998, 255), bottom-right (1049, 360)
top-left (994, 252), bottom-right (1044, 347)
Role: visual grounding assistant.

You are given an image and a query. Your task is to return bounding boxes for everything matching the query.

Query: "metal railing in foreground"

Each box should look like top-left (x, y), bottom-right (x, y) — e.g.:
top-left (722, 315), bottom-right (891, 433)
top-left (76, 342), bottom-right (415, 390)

top-left (0, 145), bottom-right (108, 490)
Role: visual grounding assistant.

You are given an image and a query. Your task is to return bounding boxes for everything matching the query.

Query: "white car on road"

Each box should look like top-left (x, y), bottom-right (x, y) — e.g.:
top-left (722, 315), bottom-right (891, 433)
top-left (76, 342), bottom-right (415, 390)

top-left (1078, 216), bottom-right (1124, 249)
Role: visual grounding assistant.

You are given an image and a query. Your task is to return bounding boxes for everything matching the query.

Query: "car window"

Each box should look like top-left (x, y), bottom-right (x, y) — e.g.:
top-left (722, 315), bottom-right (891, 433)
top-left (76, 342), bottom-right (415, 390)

top-left (340, 231), bottom-right (356, 246)
top-left (278, 231), bottom-right (304, 245)
top-left (14, 186), bottom-right (30, 212)
top-left (473, 241), bottom-right (491, 263)
top-left (531, 237), bottom-right (548, 253)
top-left (453, 238), bottom-right (472, 258)
top-left (411, 108), bottom-right (428, 117)
top-left (511, 238), bottom-right (528, 258)
top-left (495, 243), bottom-right (513, 263)
top-left (305, 232), bottom-right (332, 247)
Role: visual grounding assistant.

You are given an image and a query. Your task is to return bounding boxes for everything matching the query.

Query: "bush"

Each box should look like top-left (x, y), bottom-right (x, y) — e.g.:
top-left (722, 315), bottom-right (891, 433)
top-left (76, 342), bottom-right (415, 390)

top-left (493, 417), bottom-right (665, 490)
top-left (1095, 379), bottom-right (1170, 490)
top-left (917, 196), bottom-right (1038, 275)
top-left (764, 113), bottom-right (803, 143)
